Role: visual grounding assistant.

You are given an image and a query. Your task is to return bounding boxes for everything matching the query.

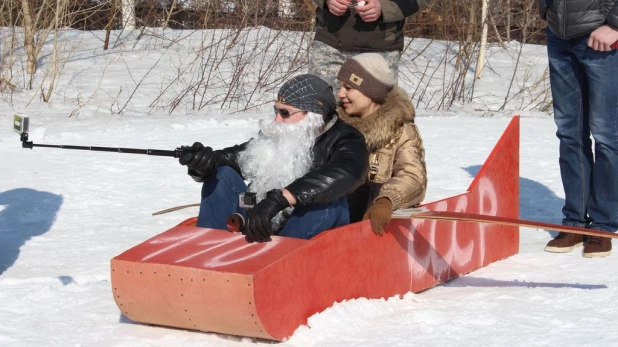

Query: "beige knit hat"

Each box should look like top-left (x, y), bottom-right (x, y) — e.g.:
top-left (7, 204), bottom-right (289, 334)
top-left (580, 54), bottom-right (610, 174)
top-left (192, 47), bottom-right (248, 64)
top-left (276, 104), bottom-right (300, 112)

top-left (337, 53), bottom-right (395, 103)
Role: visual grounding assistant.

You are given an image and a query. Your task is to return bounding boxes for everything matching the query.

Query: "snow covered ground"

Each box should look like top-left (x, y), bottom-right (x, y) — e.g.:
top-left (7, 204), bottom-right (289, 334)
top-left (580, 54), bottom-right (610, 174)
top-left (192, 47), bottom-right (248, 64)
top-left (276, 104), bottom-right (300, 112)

top-left (1, 29), bottom-right (617, 346)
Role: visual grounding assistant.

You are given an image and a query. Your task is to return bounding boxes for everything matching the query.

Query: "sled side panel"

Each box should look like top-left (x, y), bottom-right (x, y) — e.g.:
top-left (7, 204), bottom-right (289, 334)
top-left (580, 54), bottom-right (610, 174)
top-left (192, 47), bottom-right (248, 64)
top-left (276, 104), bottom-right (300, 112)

top-left (406, 116), bottom-right (520, 292)
top-left (253, 220), bottom-right (413, 340)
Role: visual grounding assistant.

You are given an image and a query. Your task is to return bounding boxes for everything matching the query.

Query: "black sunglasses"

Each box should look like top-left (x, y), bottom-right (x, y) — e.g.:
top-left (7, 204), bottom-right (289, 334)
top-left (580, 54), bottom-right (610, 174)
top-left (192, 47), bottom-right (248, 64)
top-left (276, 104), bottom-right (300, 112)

top-left (273, 106), bottom-right (305, 119)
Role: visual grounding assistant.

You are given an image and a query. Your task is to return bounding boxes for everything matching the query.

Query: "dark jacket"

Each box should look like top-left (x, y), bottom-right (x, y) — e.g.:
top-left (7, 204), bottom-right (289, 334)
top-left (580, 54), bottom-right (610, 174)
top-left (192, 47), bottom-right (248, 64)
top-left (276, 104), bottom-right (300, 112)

top-left (190, 117), bottom-right (368, 207)
top-left (312, 0), bottom-right (430, 51)
top-left (539, 0), bottom-right (618, 39)
top-left (339, 87), bottom-right (426, 222)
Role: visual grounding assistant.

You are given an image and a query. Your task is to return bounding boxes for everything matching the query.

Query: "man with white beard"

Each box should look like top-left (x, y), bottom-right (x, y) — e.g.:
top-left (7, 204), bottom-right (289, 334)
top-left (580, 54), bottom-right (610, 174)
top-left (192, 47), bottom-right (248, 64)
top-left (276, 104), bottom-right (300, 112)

top-left (179, 74), bottom-right (368, 243)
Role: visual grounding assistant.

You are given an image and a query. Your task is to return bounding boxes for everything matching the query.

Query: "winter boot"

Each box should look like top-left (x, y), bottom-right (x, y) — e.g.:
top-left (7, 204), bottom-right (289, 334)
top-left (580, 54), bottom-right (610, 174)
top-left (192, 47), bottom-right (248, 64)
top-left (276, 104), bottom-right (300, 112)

top-left (583, 236), bottom-right (612, 258)
top-left (544, 232), bottom-right (584, 253)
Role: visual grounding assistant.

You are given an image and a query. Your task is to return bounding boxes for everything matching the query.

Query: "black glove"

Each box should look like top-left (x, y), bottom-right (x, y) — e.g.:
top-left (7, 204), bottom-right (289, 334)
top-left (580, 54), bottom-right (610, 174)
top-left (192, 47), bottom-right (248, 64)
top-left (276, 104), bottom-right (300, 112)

top-left (245, 189), bottom-right (290, 243)
top-left (179, 142), bottom-right (217, 180)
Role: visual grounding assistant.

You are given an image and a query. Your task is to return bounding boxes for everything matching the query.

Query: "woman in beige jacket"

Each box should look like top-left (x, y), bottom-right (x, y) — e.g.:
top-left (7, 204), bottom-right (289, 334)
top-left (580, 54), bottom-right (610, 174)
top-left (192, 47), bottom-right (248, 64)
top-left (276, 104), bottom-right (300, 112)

top-left (336, 53), bottom-right (427, 235)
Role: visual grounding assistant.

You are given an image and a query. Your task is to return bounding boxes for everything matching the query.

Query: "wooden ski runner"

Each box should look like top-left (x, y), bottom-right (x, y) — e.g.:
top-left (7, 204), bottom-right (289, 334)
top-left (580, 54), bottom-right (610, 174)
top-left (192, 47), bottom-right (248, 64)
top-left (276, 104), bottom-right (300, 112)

top-left (394, 208), bottom-right (618, 239)
top-left (153, 206), bottom-right (617, 239)
top-left (152, 203), bottom-right (200, 216)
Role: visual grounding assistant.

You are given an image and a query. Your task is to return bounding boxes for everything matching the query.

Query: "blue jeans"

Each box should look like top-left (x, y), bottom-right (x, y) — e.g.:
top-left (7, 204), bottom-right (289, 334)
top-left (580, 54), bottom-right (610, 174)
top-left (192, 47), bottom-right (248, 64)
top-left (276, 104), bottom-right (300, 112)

top-left (196, 166), bottom-right (350, 239)
top-left (546, 28), bottom-right (618, 232)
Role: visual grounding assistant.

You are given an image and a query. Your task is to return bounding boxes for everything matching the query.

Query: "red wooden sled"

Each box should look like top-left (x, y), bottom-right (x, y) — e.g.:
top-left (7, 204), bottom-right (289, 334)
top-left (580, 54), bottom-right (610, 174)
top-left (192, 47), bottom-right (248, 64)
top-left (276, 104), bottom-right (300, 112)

top-left (110, 116), bottom-right (520, 340)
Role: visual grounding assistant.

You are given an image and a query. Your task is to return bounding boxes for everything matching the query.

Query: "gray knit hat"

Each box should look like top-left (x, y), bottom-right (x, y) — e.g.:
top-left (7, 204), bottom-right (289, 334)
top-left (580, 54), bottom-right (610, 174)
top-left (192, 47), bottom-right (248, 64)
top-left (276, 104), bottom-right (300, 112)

top-left (337, 53), bottom-right (395, 103)
top-left (276, 74), bottom-right (337, 120)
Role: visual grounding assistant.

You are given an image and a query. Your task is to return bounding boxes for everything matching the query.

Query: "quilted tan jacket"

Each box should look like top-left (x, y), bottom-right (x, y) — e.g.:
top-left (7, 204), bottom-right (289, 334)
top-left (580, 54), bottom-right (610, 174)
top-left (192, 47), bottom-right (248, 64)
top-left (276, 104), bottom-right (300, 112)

top-left (338, 87), bottom-right (427, 219)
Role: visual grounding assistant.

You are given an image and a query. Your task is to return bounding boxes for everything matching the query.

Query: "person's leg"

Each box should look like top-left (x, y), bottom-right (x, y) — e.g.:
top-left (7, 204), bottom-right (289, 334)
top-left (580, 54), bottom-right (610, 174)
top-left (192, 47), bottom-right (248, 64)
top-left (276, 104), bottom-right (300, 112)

top-left (576, 37), bottom-right (618, 257)
top-left (277, 197), bottom-right (350, 239)
top-left (196, 166), bottom-right (247, 229)
top-left (307, 40), bottom-right (350, 93)
top-left (547, 28), bottom-right (593, 228)
top-left (544, 28), bottom-right (590, 252)
top-left (577, 43), bottom-right (618, 233)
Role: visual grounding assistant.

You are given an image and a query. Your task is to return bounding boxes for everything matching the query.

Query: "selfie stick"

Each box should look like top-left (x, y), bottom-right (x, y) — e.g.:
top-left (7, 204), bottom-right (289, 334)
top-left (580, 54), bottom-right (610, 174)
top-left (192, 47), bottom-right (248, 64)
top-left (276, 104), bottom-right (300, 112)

top-left (14, 115), bottom-right (185, 158)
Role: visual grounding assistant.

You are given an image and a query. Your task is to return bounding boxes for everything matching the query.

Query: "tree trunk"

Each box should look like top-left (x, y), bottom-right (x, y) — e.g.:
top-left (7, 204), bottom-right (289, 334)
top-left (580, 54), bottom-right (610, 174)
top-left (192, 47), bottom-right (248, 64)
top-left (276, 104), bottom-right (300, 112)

top-left (122, 0), bottom-right (136, 29)
top-left (104, 0), bottom-right (117, 50)
top-left (44, 0), bottom-right (67, 102)
top-left (475, 0), bottom-right (489, 79)
top-left (21, 0), bottom-right (37, 76)
top-left (506, 0), bottom-right (511, 41)
top-left (466, 0), bottom-right (477, 44)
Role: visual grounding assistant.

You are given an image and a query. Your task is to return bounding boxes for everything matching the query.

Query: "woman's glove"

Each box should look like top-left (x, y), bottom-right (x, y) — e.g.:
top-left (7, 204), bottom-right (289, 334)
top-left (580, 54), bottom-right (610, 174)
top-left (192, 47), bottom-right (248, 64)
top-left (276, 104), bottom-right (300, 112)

top-left (245, 189), bottom-right (290, 243)
top-left (363, 198), bottom-right (393, 235)
top-left (179, 142), bottom-right (217, 180)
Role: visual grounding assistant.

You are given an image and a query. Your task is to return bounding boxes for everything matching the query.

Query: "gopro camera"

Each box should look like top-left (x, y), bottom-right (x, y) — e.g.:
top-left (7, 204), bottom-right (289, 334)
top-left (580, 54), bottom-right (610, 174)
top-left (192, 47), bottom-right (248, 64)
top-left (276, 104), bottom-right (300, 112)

top-left (239, 192), bottom-right (257, 209)
top-left (14, 115), bottom-right (29, 135)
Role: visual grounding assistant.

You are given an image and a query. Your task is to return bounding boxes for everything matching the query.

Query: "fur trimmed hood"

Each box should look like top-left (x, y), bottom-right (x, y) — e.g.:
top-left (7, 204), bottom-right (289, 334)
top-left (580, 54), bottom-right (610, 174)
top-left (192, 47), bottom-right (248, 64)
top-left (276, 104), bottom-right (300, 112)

top-left (337, 86), bottom-right (415, 152)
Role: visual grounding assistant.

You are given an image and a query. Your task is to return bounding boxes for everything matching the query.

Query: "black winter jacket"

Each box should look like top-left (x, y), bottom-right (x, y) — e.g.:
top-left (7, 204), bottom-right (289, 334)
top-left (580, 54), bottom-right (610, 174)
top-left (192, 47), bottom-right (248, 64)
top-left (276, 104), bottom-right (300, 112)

top-left (539, 0), bottom-right (618, 39)
top-left (312, 0), bottom-right (430, 51)
top-left (189, 117), bottom-right (369, 207)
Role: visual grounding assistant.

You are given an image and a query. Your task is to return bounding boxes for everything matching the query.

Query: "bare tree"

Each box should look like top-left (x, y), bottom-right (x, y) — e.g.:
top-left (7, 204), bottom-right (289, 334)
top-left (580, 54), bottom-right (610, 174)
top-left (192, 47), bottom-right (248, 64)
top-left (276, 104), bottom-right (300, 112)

top-left (0, 0), bottom-right (19, 93)
top-left (162, 0), bottom-right (178, 28)
top-left (42, 0), bottom-right (70, 101)
top-left (0, 0), bottom-right (551, 114)
top-left (21, 0), bottom-right (55, 78)
top-left (475, 0), bottom-right (488, 79)
top-left (104, 0), bottom-right (118, 50)
top-left (506, 0), bottom-right (511, 41)
top-left (122, 0), bottom-right (136, 29)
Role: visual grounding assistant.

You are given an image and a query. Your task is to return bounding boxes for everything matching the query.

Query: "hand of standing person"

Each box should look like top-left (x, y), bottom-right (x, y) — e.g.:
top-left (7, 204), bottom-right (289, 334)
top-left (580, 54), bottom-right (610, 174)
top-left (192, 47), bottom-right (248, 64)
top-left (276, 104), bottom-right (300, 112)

top-left (356, 0), bottom-right (382, 22)
top-left (327, 0), bottom-right (351, 16)
top-left (588, 25), bottom-right (618, 52)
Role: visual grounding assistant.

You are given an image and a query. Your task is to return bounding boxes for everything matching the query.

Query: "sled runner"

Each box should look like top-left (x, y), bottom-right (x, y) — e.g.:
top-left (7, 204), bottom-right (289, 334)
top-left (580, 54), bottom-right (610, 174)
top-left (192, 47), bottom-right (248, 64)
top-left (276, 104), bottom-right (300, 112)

top-left (395, 209), bottom-right (618, 239)
top-left (110, 116), bottom-right (520, 341)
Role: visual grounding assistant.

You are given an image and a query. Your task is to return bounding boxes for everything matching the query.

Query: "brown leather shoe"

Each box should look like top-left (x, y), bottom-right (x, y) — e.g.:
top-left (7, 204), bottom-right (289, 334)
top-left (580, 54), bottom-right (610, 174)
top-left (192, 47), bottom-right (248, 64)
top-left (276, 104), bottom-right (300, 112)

top-left (583, 236), bottom-right (612, 258)
top-left (544, 232), bottom-right (585, 253)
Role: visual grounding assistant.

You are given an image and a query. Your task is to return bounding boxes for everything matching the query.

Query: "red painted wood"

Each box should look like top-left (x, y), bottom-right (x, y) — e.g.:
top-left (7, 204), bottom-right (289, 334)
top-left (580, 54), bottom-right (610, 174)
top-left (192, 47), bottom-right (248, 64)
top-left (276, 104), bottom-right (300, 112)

top-left (407, 116), bottom-right (520, 291)
top-left (110, 116), bottom-right (520, 340)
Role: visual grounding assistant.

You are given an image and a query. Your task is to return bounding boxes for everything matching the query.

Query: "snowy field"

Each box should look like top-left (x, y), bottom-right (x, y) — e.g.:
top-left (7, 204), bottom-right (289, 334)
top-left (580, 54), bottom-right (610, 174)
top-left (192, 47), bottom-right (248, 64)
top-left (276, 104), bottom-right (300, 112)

top-left (1, 29), bottom-right (617, 346)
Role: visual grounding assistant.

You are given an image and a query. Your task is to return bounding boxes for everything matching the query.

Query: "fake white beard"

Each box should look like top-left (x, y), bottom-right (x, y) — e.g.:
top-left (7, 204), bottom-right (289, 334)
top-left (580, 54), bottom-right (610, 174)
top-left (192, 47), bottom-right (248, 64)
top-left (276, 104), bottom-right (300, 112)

top-left (238, 112), bottom-right (325, 200)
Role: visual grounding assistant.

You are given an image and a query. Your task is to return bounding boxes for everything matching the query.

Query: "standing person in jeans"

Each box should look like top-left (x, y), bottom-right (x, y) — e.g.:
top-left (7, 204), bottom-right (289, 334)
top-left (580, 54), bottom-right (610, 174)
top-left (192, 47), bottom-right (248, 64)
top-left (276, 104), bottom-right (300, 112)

top-left (308, 0), bottom-right (430, 91)
top-left (540, 0), bottom-right (618, 257)
top-left (179, 74), bottom-right (368, 243)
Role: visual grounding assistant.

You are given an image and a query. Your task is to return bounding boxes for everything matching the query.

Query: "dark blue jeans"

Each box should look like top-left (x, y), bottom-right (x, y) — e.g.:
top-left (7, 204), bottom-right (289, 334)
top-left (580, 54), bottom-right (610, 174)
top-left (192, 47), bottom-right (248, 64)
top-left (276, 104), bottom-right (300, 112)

top-left (546, 28), bottom-right (618, 232)
top-left (196, 166), bottom-right (350, 239)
